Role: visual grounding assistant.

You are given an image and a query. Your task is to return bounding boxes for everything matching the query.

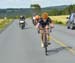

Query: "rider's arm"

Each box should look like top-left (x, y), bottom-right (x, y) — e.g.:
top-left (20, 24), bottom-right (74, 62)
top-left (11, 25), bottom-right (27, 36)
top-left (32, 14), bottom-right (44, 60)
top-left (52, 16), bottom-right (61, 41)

top-left (35, 23), bottom-right (40, 29)
top-left (48, 17), bottom-right (54, 28)
top-left (48, 17), bottom-right (52, 23)
top-left (35, 19), bottom-right (41, 29)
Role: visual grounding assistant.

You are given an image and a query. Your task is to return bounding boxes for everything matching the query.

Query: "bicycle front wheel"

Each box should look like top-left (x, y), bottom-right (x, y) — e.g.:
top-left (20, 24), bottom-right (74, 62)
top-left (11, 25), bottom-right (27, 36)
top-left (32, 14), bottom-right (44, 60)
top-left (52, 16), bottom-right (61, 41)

top-left (43, 33), bottom-right (48, 55)
top-left (45, 43), bottom-right (48, 55)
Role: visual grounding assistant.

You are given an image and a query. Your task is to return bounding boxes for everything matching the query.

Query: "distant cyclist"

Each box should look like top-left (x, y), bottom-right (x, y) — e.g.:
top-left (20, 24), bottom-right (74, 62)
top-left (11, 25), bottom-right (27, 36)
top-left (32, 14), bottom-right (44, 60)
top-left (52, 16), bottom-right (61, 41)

top-left (36, 12), bottom-right (54, 47)
top-left (33, 15), bottom-right (40, 26)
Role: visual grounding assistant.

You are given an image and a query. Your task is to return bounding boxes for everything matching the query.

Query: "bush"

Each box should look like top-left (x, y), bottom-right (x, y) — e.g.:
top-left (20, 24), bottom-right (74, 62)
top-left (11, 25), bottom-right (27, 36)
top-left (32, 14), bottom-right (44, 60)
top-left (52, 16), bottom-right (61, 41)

top-left (56, 21), bottom-right (63, 24)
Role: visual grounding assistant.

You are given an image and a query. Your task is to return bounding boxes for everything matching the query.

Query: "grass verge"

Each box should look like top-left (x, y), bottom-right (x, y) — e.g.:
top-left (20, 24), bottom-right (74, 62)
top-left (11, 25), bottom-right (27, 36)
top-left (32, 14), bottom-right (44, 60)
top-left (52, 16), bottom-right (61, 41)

top-left (0, 19), bottom-right (13, 31)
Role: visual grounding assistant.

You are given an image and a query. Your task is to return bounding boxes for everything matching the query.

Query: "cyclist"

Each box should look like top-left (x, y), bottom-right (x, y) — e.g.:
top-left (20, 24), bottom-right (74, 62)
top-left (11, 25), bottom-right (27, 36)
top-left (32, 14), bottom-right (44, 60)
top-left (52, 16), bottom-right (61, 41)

top-left (33, 15), bottom-right (40, 25)
top-left (36, 12), bottom-right (54, 47)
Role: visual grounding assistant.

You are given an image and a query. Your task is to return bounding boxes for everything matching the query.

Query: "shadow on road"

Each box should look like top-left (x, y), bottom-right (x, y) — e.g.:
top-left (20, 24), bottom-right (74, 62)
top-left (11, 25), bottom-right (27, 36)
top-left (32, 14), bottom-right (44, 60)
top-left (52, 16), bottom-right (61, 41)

top-left (24, 27), bottom-right (33, 29)
top-left (47, 46), bottom-right (72, 56)
top-left (72, 28), bottom-right (75, 30)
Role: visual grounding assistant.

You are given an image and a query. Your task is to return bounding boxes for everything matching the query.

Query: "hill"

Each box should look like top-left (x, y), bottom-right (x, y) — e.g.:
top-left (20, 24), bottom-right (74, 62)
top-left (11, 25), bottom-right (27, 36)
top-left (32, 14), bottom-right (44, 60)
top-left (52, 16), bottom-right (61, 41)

top-left (0, 5), bottom-right (69, 18)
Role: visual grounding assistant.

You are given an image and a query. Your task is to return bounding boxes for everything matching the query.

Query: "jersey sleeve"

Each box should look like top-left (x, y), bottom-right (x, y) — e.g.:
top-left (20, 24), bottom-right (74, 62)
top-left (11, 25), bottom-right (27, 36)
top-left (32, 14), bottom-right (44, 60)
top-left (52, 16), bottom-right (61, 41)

top-left (48, 17), bottom-right (52, 23)
top-left (39, 18), bottom-right (42, 23)
top-left (35, 23), bottom-right (40, 28)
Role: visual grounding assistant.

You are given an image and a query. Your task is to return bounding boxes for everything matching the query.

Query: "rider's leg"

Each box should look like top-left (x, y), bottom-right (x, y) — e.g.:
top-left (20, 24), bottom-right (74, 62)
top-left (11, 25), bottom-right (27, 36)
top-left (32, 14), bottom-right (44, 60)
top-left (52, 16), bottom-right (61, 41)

top-left (45, 25), bottom-right (50, 41)
top-left (45, 25), bottom-right (49, 35)
top-left (37, 23), bottom-right (40, 34)
top-left (40, 29), bottom-right (44, 47)
top-left (39, 26), bottom-right (44, 47)
top-left (50, 27), bottom-right (52, 32)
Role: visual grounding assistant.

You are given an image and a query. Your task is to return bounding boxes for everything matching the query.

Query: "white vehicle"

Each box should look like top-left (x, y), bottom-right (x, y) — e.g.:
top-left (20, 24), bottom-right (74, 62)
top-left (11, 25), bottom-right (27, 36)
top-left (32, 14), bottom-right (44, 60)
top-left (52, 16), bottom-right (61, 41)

top-left (67, 13), bottom-right (75, 29)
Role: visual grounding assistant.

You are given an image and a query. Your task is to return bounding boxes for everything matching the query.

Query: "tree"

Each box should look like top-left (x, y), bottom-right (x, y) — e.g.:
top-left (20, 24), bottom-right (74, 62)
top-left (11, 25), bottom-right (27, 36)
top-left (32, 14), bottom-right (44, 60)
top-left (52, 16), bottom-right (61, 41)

top-left (68, 5), bottom-right (73, 14)
top-left (72, 5), bottom-right (75, 12)
top-left (48, 9), bottom-right (59, 16)
top-left (62, 5), bottom-right (75, 15)
top-left (30, 4), bottom-right (41, 15)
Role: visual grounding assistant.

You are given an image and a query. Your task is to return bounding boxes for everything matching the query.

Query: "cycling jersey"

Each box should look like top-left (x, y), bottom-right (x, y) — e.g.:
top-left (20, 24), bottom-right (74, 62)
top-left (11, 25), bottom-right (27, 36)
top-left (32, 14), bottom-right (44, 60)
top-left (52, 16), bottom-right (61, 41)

top-left (39, 17), bottom-right (52, 28)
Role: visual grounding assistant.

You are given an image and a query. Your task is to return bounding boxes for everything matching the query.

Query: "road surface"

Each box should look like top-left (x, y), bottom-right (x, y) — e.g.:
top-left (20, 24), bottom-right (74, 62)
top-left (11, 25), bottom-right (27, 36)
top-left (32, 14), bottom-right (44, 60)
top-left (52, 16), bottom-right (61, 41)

top-left (0, 18), bottom-right (75, 63)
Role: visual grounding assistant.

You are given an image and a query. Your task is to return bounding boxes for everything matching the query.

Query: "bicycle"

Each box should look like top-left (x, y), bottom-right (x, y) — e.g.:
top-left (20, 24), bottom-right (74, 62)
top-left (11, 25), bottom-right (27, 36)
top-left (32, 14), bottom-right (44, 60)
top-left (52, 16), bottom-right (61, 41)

top-left (41, 28), bottom-right (50, 56)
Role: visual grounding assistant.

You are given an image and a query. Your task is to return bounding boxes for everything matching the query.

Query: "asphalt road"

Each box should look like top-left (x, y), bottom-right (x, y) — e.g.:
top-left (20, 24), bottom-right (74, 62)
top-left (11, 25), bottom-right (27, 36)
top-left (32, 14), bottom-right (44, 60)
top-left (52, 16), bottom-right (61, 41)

top-left (0, 18), bottom-right (75, 63)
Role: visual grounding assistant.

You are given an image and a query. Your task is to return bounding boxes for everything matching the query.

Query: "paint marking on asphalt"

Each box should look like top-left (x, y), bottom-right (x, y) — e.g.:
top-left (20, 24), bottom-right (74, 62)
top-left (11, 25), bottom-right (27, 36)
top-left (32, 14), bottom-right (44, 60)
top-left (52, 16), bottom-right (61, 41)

top-left (51, 37), bottom-right (75, 55)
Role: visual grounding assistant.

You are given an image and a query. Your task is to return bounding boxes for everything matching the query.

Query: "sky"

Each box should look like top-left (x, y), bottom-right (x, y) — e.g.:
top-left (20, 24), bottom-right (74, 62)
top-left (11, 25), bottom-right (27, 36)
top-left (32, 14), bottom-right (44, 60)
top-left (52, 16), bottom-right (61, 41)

top-left (0, 0), bottom-right (75, 8)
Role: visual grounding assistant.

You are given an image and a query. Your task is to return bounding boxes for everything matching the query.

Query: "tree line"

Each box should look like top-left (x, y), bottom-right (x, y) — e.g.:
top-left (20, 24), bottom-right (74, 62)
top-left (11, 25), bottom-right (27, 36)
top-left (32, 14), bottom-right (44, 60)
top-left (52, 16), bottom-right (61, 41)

top-left (46, 5), bottom-right (75, 16)
top-left (0, 4), bottom-right (75, 18)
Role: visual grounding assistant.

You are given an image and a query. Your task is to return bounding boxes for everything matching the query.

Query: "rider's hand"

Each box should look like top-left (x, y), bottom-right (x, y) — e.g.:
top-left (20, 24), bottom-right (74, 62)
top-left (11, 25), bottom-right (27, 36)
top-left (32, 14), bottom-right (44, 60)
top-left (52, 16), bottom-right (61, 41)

top-left (50, 23), bottom-right (54, 28)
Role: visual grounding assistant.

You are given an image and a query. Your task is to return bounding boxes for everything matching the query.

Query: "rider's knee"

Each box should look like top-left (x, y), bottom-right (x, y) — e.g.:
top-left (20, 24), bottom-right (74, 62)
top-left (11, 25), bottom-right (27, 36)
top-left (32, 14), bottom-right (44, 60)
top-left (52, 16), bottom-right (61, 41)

top-left (40, 30), bottom-right (44, 34)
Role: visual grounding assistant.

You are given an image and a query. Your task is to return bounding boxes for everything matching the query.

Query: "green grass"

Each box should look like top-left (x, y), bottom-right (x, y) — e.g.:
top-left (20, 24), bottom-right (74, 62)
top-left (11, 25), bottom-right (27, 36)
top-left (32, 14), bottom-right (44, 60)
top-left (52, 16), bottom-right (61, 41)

top-left (0, 19), bottom-right (13, 30)
top-left (49, 15), bottom-right (69, 25)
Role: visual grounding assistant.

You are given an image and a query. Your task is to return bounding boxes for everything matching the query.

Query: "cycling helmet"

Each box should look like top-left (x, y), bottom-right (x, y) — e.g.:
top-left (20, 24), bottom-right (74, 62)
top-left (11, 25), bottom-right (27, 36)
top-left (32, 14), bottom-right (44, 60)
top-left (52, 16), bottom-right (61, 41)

top-left (41, 12), bottom-right (48, 19)
top-left (35, 15), bottom-right (40, 20)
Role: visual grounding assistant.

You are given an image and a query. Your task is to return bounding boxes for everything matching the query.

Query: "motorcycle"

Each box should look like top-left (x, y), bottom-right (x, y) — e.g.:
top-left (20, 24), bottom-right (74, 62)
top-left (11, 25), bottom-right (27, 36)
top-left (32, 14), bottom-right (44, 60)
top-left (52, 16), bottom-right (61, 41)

top-left (19, 20), bottom-right (25, 29)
